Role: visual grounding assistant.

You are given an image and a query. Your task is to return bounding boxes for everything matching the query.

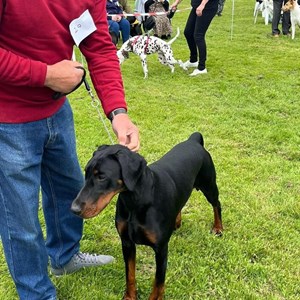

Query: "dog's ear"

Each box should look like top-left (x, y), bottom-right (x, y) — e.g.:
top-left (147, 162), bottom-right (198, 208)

top-left (94, 145), bottom-right (110, 156)
top-left (84, 145), bottom-right (110, 172)
top-left (116, 148), bottom-right (147, 191)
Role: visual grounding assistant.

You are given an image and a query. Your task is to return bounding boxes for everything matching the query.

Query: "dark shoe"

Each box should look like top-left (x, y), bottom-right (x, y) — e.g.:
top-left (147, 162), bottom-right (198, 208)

top-left (50, 252), bottom-right (114, 276)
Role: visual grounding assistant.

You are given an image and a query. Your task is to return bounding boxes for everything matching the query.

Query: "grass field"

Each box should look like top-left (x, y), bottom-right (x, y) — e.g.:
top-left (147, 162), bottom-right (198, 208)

top-left (1, 0), bottom-right (299, 299)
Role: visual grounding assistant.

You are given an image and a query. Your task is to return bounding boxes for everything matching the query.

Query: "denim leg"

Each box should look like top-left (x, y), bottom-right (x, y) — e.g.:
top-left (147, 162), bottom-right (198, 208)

top-left (0, 119), bottom-right (56, 299)
top-left (0, 100), bottom-right (83, 299)
top-left (41, 100), bottom-right (84, 268)
top-left (108, 20), bottom-right (120, 37)
top-left (119, 18), bottom-right (130, 42)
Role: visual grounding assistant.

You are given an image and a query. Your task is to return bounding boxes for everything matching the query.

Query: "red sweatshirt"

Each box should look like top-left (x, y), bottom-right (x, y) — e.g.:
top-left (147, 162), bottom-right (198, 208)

top-left (0, 0), bottom-right (126, 123)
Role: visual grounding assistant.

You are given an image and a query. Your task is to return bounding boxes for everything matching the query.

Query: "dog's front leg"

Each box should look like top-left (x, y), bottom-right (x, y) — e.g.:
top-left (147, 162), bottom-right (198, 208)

top-left (292, 23), bottom-right (296, 39)
top-left (178, 60), bottom-right (187, 71)
top-left (149, 244), bottom-right (168, 300)
top-left (140, 54), bottom-right (148, 79)
top-left (122, 239), bottom-right (137, 300)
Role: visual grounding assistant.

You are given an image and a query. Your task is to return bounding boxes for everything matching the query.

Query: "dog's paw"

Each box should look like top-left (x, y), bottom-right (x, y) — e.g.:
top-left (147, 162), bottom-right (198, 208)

top-left (178, 60), bottom-right (187, 71)
top-left (123, 290), bottom-right (138, 300)
top-left (211, 227), bottom-right (223, 237)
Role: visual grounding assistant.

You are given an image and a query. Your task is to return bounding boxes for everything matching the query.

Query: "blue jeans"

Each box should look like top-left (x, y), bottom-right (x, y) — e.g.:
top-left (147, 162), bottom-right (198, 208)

top-left (108, 18), bottom-right (130, 42)
top-left (0, 100), bottom-right (84, 300)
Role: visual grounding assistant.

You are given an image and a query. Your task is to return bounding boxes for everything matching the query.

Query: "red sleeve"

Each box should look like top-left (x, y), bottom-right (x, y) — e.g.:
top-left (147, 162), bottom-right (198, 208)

top-left (0, 48), bottom-right (47, 87)
top-left (79, 0), bottom-right (127, 117)
top-left (0, 0), bottom-right (47, 87)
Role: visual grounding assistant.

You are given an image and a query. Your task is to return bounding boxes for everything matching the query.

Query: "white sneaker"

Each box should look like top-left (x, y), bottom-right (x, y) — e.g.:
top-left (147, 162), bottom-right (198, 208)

top-left (189, 68), bottom-right (208, 76)
top-left (182, 60), bottom-right (198, 69)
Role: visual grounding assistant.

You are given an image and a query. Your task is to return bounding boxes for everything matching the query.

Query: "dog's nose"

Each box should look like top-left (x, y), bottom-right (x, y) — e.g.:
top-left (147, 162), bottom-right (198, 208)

top-left (71, 200), bottom-right (84, 215)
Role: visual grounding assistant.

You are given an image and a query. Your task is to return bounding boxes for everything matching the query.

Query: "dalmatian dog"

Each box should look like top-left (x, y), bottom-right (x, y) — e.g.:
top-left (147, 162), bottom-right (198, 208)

top-left (117, 27), bottom-right (186, 79)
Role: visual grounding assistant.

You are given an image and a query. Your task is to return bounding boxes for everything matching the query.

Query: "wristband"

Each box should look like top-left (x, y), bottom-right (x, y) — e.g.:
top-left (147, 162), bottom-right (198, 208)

top-left (108, 108), bottom-right (127, 122)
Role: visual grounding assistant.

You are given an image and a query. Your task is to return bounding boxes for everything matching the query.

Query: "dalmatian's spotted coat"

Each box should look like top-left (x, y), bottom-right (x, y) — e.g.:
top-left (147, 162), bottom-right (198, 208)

top-left (117, 28), bottom-right (186, 79)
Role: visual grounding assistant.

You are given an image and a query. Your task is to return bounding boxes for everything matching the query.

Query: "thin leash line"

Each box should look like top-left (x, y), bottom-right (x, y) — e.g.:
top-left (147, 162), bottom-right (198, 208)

top-left (73, 49), bottom-right (115, 145)
top-left (88, 89), bottom-right (115, 145)
top-left (106, 7), bottom-right (191, 18)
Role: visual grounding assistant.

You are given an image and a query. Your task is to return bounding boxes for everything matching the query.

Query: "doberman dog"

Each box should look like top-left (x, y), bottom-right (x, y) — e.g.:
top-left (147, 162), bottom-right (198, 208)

top-left (71, 132), bottom-right (223, 300)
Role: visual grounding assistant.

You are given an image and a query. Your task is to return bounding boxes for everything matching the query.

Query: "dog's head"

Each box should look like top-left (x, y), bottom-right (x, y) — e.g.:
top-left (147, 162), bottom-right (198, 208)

top-left (117, 49), bottom-right (129, 64)
top-left (283, 0), bottom-right (296, 12)
top-left (71, 144), bottom-right (147, 219)
top-left (117, 40), bottom-right (135, 64)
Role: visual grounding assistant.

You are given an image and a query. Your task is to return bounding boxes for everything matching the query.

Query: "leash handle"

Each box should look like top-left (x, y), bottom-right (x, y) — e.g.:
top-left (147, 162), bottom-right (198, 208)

top-left (52, 66), bottom-right (87, 100)
top-left (167, 7), bottom-right (177, 19)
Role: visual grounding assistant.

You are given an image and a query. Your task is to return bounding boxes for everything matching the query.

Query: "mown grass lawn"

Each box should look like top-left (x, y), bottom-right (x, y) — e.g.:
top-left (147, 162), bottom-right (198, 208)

top-left (1, 0), bottom-right (299, 299)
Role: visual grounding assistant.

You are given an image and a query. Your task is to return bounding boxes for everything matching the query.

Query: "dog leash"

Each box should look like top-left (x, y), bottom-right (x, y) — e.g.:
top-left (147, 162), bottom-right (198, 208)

top-left (52, 66), bottom-right (88, 100)
top-left (53, 66), bottom-right (114, 144)
top-left (83, 72), bottom-right (115, 144)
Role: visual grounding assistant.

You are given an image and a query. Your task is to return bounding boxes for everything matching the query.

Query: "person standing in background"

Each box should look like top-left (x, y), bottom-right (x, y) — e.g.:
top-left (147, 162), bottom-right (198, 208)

top-left (272, 0), bottom-right (291, 37)
top-left (171, 0), bottom-right (218, 76)
top-left (0, 1), bottom-right (140, 300)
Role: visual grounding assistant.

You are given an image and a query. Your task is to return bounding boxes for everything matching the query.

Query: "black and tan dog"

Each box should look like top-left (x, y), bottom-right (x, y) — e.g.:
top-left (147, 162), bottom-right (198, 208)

top-left (71, 132), bottom-right (223, 300)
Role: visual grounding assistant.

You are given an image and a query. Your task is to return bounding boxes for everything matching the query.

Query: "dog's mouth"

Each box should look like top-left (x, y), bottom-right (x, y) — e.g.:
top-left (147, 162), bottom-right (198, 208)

top-left (73, 190), bottom-right (121, 219)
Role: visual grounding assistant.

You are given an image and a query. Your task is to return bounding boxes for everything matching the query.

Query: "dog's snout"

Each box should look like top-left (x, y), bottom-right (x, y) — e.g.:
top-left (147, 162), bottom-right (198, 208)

top-left (71, 200), bottom-right (85, 215)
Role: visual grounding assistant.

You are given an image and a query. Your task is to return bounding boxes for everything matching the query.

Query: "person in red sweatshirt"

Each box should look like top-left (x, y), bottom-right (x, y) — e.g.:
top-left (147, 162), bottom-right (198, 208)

top-left (0, 1), bottom-right (140, 299)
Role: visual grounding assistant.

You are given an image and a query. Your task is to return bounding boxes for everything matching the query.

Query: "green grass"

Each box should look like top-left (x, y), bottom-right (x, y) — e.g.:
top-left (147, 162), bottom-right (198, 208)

top-left (1, 1), bottom-right (299, 299)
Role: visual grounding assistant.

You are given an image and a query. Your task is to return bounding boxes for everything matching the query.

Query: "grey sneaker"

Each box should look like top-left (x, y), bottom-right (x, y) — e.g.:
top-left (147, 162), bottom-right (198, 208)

top-left (50, 252), bottom-right (114, 276)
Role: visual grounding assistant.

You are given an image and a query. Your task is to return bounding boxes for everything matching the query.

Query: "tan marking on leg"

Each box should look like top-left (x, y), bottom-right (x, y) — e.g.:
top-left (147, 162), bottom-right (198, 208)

top-left (211, 206), bottom-right (223, 235)
top-left (175, 211), bottom-right (182, 229)
top-left (124, 257), bottom-right (137, 300)
top-left (149, 280), bottom-right (165, 300)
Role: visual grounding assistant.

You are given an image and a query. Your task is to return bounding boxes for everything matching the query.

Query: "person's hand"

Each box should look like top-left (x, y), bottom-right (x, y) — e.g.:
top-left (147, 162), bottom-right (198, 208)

top-left (45, 60), bottom-right (84, 93)
top-left (170, 0), bottom-right (180, 10)
top-left (112, 15), bottom-right (122, 22)
top-left (111, 114), bottom-right (140, 152)
top-left (196, 4), bottom-right (205, 16)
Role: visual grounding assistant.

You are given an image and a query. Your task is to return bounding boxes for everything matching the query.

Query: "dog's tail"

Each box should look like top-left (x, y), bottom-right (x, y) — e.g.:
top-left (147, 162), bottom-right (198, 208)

top-left (167, 27), bottom-right (180, 45)
top-left (188, 132), bottom-right (204, 146)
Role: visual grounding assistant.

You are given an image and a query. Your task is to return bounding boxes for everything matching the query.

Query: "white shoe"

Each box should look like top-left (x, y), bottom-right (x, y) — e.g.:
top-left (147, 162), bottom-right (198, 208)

top-left (189, 68), bottom-right (208, 76)
top-left (182, 60), bottom-right (198, 68)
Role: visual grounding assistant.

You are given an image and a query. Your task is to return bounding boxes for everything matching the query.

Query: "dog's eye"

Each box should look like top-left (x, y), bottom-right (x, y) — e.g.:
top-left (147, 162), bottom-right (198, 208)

top-left (92, 169), bottom-right (106, 181)
top-left (96, 174), bottom-right (106, 182)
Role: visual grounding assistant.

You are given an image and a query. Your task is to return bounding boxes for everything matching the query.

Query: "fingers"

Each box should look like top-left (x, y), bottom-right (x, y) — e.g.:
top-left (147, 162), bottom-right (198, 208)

top-left (112, 114), bottom-right (140, 152)
top-left (124, 129), bottom-right (140, 152)
top-left (45, 60), bottom-right (84, 93)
